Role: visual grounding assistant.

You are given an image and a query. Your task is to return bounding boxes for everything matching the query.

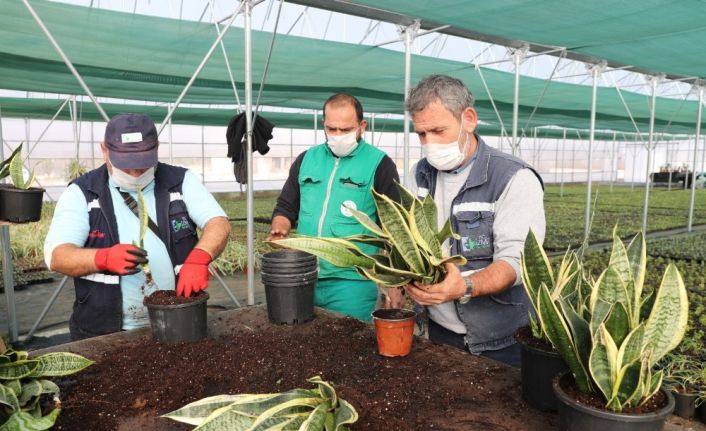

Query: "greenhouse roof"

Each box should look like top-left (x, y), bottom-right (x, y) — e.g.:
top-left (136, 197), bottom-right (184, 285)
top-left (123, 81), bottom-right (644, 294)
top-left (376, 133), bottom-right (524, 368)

top-left (0, 0), bottom-right (704, 136)
top-left (292, 0), bottom-right (706, 82)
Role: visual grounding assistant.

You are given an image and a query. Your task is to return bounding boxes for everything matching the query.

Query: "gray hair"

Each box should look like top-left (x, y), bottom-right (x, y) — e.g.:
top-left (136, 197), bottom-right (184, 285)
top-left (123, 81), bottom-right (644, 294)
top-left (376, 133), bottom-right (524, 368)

top-left (405, 74), bottom-right (474, 117)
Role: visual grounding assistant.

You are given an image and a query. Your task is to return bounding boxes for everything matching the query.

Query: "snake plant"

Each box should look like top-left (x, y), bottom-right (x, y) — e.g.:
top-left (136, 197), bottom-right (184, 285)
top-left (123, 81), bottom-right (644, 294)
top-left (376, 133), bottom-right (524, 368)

top-left (164, 376), bottom-right (357, 431)
top-left (0, 347), bottom-right (93, 430)
top-left (523, 226), bottom-right (689, 411)
top-left (0, 145), bottom-right (36, 189)
top-left (271, 184), bottom-right (466, 288)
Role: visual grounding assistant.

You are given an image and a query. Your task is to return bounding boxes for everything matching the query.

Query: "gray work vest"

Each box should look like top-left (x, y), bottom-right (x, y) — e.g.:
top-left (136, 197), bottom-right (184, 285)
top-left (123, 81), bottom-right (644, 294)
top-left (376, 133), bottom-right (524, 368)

top-left (415, 136), bottom-right (544, 353)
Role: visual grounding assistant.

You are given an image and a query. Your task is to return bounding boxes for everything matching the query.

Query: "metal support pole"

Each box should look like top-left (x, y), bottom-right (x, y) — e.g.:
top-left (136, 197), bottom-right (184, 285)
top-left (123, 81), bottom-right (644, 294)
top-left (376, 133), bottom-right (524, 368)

top-left (201, 125), bottom-right (206, 181)
top-left (584, 65), bottom-right (602, 239)
top-left (21, 0), bottom-right (108, 122)
top-left (1, 225), bottom-right (16, 342)
top-left (667, 137), bottom-right (673, 191)
top-left (610, 131), bottom-right (616, 192)
top-left (511, 47), bottom-right (527, 156)
top-left (688, 85), bottom-right (704, 231)
top-left (168, 103), bottom-right (174, 164)
top-left (90, 121), bottom-right (96, 168)
top-left (71, 96), bottom-right (79, 160)
top-left (314, 110), bottom-right (318, 143)
top-left (0, 107), bottom-right (17, 342)
top-left (209, 267), bottom-right (241, 307)
top-left (642, 76), bottom-right (662, 234)
top-left (24, 276), bottom-right (70, 341)
top-left (560, 129), bottom-right (566, 197)
top-left (244, 0), bottom-right (255, 305)
top-left (684, 137), bottom-right (691, 190)
top-left (554, 134), bottom-right (559, 186)
top-left (631, 136), bottom-right (637, 191)
top-left (402, 21), bottom-right (419, 184)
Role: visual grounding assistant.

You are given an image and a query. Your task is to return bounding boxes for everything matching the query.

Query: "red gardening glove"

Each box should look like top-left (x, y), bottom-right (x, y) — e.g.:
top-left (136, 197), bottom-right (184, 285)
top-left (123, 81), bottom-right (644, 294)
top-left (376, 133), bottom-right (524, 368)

top-left (176, 248), bottom-right (212, 298)
top-left (94, 244), bottom-right (148, 275)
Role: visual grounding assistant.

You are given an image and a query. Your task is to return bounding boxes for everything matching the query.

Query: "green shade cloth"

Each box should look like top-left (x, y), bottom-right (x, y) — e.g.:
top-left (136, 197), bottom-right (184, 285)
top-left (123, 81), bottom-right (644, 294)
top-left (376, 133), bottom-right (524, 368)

top-left (0, 0), bottom-right (703, 137)
top-left (342, 0), bottom-right (706, 81)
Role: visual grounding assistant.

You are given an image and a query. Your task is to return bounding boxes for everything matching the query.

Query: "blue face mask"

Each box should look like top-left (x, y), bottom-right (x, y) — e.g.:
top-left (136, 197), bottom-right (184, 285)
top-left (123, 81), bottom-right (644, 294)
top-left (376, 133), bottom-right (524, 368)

top-left (111, 166), bottom-right (155, 191)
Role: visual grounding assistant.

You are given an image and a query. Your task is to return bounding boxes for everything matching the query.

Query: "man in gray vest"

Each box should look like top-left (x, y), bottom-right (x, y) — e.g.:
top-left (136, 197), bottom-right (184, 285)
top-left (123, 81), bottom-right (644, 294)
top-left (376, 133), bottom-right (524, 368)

top-left (392, 75), bottom-right (545, 367)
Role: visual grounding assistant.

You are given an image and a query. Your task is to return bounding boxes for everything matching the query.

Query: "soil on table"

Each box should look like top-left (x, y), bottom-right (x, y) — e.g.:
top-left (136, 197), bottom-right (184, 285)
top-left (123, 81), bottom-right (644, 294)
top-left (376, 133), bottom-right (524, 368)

top-left (53, 307), bottom-right (555, 431)
top-left (560, 374), bottom-right (668, 414)
top-left (143, 290), bottom-right (206, 306)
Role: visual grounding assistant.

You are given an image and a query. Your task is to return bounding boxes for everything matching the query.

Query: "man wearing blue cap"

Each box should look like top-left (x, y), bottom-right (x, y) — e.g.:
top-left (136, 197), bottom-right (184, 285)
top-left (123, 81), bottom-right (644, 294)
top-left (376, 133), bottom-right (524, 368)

top-left (44, 113), bottom-right (231, 340)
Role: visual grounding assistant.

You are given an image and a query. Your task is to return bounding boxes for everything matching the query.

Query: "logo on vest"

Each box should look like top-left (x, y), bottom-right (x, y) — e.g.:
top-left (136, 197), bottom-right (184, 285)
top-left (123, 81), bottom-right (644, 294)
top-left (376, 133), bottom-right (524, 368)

top-left (88, 229), bottom-right (106, 239)
top-left (340, 200), bottom-right (357, 217)
top-left (462, 234), bottom-right (491, 252)
top-left (171, 216), bottom-right (191, 233)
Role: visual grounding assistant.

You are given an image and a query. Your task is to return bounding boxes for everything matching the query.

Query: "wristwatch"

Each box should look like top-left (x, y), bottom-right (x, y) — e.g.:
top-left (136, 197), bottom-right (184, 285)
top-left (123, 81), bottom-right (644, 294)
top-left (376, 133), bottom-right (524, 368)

top-left (458, 275), bottom-right (474, 304)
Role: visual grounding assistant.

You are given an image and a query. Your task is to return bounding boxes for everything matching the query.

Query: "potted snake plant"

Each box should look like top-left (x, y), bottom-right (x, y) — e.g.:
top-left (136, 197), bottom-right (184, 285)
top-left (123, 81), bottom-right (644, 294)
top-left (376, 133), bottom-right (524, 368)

top-left (537, 227), bottom-right (688, 430)
top-left (0, 144), bottom-right (45, 223)
top-left (271, 183), bottom-right (466, 356)
top-left (517, 229), bottom-right (581, 411)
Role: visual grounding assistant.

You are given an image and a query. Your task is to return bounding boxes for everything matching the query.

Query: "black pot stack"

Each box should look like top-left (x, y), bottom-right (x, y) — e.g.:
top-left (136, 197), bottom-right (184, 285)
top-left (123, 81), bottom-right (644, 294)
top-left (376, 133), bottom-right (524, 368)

top-left (261, 250), bottom-right (318, 324)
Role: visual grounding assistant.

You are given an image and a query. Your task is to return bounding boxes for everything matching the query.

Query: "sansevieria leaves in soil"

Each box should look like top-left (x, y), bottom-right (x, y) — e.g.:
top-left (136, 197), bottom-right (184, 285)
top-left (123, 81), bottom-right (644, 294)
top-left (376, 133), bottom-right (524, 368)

top-left (164, 376), bottom-right (358, 431)
top-left (0, 347), bottom-right (92, 430)
top-left (523, 226), bottom-right (689, 411)
top-left (271, 183), bottom-right (466, 288)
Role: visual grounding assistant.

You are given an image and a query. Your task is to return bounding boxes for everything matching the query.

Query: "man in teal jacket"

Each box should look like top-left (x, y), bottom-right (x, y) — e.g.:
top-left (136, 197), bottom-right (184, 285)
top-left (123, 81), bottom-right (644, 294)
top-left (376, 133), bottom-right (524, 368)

top-left (269, 93), bottom-right (400, 321)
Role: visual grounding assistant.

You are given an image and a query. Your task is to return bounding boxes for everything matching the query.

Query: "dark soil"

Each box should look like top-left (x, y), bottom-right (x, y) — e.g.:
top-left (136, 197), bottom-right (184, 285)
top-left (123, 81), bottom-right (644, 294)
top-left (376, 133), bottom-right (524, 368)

top-left (143, 290), bottom-right (206, 306)
top-left (514, 325), bottom-right (556, 352)
top-left (372, 308), bottom-right (415, 320)
top-left (52, 307), bottom-right (555, 431)
top-left (560, 374), bottom-right (668, 414)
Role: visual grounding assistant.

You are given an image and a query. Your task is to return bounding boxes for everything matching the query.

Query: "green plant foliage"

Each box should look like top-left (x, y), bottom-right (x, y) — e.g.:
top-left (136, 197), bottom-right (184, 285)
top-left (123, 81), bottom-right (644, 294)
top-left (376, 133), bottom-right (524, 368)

top-left (64, 160), bottom-right (87, 182)
top-left (7, 145), bottom-right (35, 190)
top-left (164, 376), bottom-right (357, 431)
top-left (270, 184), bottom-right (466, 288)
top-left (529, 226), bottom-right (689, 411)
top-left (0, 146), bottom-right (22, 181)
top-left (0, 348), bottom-right (92, 430)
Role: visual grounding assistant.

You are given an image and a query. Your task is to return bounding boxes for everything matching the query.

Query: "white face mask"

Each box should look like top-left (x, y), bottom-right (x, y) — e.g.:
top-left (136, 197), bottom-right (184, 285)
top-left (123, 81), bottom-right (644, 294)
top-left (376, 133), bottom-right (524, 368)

top-left (111, 166), bottom-right (155, 191)
top-left (422, 117), bottom-right (469, 171)
top-left (326, 131), bottom-right (359, 157)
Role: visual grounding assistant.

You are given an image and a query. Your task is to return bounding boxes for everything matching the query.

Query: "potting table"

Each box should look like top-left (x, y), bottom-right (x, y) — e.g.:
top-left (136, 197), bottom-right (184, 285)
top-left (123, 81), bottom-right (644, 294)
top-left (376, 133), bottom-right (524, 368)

top-left (36, 305), bottom-right (706, 431)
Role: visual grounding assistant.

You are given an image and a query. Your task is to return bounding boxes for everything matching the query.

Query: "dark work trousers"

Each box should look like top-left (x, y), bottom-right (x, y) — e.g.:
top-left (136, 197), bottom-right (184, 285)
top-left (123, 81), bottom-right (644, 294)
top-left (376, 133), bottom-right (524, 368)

top-left (428, 318), bottom-right (521, 368)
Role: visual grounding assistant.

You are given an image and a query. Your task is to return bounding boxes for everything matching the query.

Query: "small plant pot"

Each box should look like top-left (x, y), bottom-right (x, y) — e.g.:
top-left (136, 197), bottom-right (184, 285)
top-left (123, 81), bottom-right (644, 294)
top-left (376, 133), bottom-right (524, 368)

top-left (264, 277), bottom-right (315, 325)
top-left (261, 260), bottom-right (319, 275)
top-left (553, 372), bottom-right (674, 431)
top-left (371, 308), bottom-right (416, 358)
top-left (0, 186), bottom-right (45, 223)
top-left (698, 401), bottom-right (706, 423)
top-left (516, 327), bottom-right (568, 411)
top-left (144, 290), bottom-right (209, 343)
top-left (671, 390), bottom-right (697, 419)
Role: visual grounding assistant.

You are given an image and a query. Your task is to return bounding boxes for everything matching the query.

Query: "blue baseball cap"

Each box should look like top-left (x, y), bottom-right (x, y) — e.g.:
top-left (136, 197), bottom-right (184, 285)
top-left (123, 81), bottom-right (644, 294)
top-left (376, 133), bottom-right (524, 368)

top-left (104, 113), bottom-right (159, 170)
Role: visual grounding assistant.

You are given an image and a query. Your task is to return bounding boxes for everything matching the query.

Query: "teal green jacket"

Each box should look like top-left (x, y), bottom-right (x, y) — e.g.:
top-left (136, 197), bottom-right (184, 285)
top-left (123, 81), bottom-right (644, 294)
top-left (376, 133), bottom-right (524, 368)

top-left (297, 140), bottom-right (385, 280)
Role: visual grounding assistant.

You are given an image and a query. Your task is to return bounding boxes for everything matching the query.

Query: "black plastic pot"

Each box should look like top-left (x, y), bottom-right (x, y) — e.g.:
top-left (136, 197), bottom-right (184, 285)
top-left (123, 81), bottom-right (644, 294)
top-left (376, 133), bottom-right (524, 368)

top-left (264, 277), bottom-right (315, 325)
top-left (0, 186), bottom-right (45, 223)
top-left (261, 260), bottom-right (319, 274)
top-left (145, 292), bottom-right (209, 343)
top-left (699, 401), bottom-right (706, 423)
top-left (671, 390), bottom-right (697, 419)
top-left (553, 372), bottom-right (674, 431)
top-left (261, 250), bottom-right (317, 266)
top-left (517, 335), bottom-right (568, 411)
top-left (260, 269), bottom-right (318, 285)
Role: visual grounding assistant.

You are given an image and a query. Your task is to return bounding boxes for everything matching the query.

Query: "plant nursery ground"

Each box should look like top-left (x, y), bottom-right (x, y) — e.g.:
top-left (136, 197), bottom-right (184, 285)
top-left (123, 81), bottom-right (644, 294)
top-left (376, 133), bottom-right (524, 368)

top-left (51, 307), bottom-right (555, 431)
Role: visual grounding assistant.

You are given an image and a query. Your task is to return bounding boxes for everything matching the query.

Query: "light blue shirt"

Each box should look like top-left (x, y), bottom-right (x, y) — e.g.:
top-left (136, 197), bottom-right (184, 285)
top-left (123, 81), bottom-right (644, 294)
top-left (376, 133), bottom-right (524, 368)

top-left (44, 169), bottom-right (227, 330)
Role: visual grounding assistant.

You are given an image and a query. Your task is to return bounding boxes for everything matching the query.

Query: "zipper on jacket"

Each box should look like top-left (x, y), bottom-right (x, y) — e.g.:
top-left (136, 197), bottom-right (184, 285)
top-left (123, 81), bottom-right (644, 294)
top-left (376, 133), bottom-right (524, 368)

top-left (317, 158), bottom-right (340, 235)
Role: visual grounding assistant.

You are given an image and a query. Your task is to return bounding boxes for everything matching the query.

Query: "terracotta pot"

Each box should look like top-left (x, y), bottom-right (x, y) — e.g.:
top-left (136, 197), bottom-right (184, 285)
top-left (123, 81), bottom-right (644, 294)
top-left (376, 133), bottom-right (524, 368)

top-left (372, 308), bottom-right (416, 357)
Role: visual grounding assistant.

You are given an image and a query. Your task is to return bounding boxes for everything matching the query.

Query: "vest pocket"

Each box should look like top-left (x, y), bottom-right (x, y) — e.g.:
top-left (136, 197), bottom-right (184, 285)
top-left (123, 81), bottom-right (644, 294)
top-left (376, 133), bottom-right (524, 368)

top-left (454, 210), bottom-right (494, 260)
top-left (298, 175), bottom-right (322, 217)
